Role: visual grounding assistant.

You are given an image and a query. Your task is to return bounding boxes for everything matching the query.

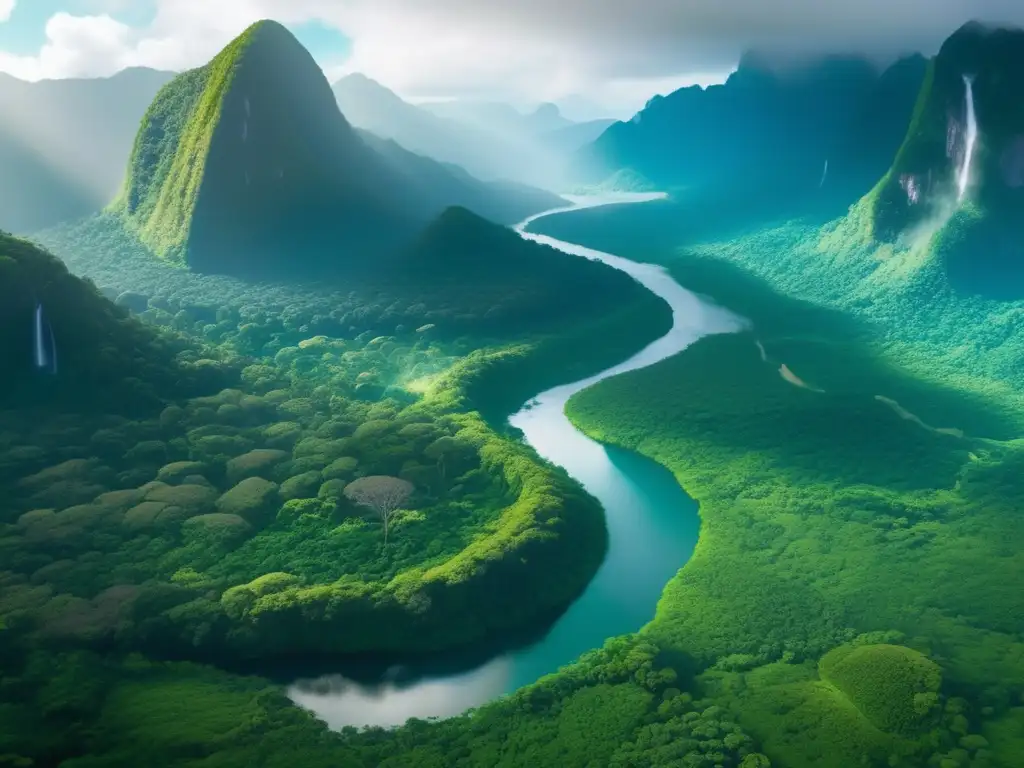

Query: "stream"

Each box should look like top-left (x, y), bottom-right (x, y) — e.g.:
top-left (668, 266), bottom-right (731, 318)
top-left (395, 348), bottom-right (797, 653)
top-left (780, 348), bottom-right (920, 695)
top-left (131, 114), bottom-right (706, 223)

top-left (287, 193), bottom-right (745, 728)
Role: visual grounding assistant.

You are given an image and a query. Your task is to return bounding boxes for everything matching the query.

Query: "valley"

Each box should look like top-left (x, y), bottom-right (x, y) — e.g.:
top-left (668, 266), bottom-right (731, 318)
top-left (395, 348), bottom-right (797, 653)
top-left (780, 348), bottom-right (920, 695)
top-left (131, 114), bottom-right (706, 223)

top-left (0, 11), bottom-right (1022, 768)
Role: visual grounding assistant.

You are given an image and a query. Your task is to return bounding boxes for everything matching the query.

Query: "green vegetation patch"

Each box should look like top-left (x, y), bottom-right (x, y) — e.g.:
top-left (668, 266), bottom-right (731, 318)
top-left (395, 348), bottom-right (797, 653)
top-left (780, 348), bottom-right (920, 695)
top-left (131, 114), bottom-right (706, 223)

top-left (557, 229), bottom-right (1023, 765)
top-left (819, 643), bottom-right (942, 734)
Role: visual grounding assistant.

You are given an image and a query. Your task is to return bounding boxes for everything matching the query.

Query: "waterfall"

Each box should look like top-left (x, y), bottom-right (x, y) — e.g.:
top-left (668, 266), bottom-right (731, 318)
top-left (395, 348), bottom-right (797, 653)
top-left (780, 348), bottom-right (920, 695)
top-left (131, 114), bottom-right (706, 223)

top-left (957, 75), bottom-right (978, 201)
top-left (33, 304), bottom-right (47, 369)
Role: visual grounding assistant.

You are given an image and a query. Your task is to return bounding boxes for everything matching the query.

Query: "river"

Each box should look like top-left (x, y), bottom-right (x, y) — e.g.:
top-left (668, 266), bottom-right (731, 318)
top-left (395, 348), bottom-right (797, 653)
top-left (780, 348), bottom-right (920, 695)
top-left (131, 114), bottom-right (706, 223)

top-left (286, 193), bottom-right (744, 728)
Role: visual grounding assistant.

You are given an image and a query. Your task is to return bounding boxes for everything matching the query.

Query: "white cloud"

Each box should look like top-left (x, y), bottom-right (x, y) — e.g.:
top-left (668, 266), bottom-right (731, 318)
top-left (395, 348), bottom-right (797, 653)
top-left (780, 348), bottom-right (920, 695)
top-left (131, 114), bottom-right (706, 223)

top-left (1, 0), bottom-right (1023, 109)
top-left (0, 13), bottom-right (135, 80)
top-left (0, 0), bottom-right (14, 24)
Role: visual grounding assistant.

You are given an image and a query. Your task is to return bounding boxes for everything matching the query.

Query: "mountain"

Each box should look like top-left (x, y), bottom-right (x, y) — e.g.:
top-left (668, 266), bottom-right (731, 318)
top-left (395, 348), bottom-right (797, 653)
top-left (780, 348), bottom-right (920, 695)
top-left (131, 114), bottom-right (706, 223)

top-left (332, 73), bottom-right (534, 184)
top-left (573, 53), bottom-right (926, 197)
top-left (391, 205), bottom-right (670, 338)
top-left (825, 54), bottom-right (930, 192)
top-left (112, 21), bottom-right (563, 278)
top-left (332, 75), bottom-right (576, 188)
top-left (864, 22), bottom-right (1024, 297)
top-left (422, 99), bottom-right (574, 137)
top-left (538, 118), bottom-right (616, 155)
top-left (525, 103), bottom-right (575, 134)
top-left (556, 93), bottom-right (619, 122)
top-left (0, 68), bottom-right (173, 233)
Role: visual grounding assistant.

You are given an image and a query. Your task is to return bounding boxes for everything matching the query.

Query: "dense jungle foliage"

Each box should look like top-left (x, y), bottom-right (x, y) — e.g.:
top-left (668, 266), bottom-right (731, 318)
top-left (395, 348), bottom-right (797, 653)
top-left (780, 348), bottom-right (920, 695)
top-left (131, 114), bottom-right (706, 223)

top-left (0, 203), bottom-right (673, 765)
top-left (528, 193), bottom-right (1024, 766)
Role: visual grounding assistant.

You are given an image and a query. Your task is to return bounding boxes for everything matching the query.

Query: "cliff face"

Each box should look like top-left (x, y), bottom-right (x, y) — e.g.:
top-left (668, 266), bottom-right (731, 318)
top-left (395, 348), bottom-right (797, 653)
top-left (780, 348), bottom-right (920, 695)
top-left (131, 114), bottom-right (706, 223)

top-left (866, 22), bottom-right (1024, 296)
top-left (115, 21), bottom-right (416, 276)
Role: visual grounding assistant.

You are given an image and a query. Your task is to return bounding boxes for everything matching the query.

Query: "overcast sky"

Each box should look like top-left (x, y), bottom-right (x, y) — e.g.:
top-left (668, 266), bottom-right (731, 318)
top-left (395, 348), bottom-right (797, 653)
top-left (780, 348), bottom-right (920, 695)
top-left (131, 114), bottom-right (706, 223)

top-left (1, 0), bottom-right (1022, 114)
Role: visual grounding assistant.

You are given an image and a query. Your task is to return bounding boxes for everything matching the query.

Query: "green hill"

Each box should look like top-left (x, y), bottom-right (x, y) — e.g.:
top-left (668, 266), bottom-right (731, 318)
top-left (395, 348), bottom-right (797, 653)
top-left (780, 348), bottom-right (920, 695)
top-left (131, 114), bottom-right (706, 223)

top-left (112, 21), bottom-right (563, 278)
top-left (866, 22), bottom-right (1024, 297)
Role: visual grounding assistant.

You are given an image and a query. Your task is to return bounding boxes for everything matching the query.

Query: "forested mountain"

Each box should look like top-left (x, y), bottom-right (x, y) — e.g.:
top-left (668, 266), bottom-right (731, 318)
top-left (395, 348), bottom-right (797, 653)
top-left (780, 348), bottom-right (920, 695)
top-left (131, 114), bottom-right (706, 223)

top-left (112, 21), bottom-right (563, 277)
top-left (574, 53), bottom-right (927, 197)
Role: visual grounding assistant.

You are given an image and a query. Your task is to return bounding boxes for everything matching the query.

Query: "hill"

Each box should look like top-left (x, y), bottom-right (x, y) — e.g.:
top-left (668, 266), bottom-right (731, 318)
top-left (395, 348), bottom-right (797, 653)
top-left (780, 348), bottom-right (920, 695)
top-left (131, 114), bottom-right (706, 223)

top-left (112, 22), bottom-right (563, 278)
top-left (0, 231), bottom-right (225, 414)
top-left (865, 22), bottom-right (1024, 297)
top-left (0, 68), bottom-right (172, 233)
top-left (573, 53), bottom-right (926, 200)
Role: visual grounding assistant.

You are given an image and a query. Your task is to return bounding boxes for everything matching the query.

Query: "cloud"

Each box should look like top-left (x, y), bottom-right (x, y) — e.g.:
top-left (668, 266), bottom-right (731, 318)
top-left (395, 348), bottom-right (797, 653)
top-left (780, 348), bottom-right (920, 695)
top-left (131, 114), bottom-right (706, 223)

top-left (0, 13), bottom-right (136, 80)
top-left (328, 0), bottom-right (1024, 97)
top-left (2, 0), bottom-right (1024, 110)
top-left (0, 0), bottom-right (13, 24)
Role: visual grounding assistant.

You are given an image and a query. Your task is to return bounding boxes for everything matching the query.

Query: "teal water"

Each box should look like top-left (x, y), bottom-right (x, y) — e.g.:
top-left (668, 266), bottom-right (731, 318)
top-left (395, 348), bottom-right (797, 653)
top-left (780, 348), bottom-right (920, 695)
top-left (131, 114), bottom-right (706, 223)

top-left (287, 194), bottom-right (744, 728)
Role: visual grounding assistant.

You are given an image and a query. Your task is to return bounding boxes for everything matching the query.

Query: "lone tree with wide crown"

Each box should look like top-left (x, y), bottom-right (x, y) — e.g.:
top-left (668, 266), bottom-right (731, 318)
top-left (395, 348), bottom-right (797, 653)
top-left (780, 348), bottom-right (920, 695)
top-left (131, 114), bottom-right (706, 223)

top-left (343, 475), bottom-right (414, 547)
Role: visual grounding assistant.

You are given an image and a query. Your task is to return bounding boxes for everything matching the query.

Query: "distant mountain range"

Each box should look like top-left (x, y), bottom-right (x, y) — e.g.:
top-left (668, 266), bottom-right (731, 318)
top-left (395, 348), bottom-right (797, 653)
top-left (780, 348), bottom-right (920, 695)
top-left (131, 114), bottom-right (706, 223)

top-left (0, 68), bottom-right (173, 232)
top-left (420, 99), bottom-right (574, 135)
top-left (110, 21), bottom-right (564, 278)
top-left (333, 74), bottom-right (615, 189)
top-left (573, 53), bottom-right (928, 198)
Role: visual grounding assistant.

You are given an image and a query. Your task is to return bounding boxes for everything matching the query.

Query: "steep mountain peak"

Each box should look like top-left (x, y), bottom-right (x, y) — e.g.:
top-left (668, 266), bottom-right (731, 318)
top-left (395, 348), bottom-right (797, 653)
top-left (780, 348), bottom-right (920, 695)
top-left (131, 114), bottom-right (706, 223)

top-left (112, 18), bottom-right (404, 274)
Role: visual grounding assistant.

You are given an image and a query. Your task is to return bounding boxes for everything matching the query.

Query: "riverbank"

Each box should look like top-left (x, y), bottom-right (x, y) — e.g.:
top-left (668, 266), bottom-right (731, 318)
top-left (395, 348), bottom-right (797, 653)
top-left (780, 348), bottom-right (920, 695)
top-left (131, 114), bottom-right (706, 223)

top-left (287, 195), bottom-right (742, 727)
top-left (0, 196), bottom-right (684, 763)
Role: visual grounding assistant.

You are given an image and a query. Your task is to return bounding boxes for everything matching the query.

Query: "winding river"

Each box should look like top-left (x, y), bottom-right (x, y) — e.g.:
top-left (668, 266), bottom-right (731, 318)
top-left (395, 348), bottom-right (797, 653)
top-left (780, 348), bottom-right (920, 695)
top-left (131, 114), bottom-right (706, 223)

top-left (287, 193), bottom-right (744, 728)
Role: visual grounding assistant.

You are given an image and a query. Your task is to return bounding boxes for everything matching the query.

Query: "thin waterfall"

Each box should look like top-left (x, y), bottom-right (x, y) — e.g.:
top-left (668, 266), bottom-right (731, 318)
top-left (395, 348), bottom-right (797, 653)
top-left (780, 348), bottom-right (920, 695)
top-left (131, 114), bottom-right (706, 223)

top-left (957, 75), bottom-right (978, 201)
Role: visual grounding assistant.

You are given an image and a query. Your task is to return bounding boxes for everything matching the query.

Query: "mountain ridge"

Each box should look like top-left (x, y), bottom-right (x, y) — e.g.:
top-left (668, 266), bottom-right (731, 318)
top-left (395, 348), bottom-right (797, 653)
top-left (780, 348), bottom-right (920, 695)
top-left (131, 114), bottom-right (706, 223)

top-left (572, 53), bottom-right (927, 197)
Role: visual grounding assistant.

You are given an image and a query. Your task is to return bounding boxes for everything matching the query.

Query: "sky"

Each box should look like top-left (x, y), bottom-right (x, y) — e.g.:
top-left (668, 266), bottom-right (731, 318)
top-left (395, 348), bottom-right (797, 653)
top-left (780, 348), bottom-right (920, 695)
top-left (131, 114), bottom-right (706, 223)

top-left (1, 0), bottom-right (1023, 116)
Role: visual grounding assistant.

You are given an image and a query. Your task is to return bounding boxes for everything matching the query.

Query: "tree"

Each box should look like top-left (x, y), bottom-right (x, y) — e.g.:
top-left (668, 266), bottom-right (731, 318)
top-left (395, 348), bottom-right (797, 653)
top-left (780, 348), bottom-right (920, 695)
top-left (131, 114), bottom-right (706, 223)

top-left (343, 475), bottom-right (414, 547)
top-left (423, 436), bottom-right (476, 481)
